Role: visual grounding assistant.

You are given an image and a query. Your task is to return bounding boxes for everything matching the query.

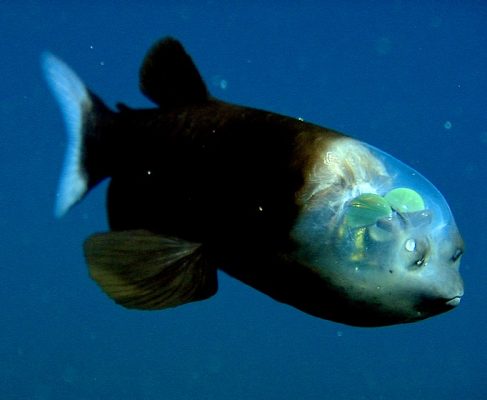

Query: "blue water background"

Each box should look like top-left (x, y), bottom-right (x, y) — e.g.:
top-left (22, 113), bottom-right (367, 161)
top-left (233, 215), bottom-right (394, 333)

top-left (1, 1), bottom-right (486, 399)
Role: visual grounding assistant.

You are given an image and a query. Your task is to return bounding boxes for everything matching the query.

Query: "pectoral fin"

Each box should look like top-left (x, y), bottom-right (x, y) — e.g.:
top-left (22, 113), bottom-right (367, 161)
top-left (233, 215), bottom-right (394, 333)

top-left (84, 230), bottom-right (217, 310)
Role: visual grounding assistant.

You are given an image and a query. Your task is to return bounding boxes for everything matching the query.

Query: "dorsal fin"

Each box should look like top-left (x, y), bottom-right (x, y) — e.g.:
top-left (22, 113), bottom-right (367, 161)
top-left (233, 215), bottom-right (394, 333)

top-left (139, 37), bottom-right (209, 108)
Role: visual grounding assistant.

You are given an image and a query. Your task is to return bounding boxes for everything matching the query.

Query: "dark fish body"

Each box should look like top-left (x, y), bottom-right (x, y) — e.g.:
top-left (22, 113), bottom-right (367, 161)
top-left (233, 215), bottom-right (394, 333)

top-left (42, 38), bottom-right (464, 327)
top-left (107, 100), bottom-right (347, 321)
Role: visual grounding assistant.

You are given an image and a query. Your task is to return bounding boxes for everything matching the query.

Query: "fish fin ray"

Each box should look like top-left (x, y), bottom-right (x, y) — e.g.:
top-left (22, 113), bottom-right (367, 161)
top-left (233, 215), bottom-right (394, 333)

top-left (84, 230), bottom-right (218, 310)
top-left (41, 53), bottom-right (113, 217)
top-left (139, 37), bottom-right (209, 107)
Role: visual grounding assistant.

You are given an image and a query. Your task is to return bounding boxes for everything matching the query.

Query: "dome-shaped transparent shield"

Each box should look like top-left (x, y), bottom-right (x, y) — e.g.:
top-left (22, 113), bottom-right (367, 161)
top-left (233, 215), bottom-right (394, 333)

top-left (290, 137), bottom-right (463, 325)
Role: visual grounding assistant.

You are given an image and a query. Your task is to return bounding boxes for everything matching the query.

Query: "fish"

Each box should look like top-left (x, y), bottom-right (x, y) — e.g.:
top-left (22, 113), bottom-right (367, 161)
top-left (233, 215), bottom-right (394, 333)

top-left (42, 37), bottom-right (464, 327)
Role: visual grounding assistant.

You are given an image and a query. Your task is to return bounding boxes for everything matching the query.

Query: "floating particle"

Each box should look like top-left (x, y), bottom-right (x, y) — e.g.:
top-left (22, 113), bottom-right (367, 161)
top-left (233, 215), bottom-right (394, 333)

top-left (211, 75), bottom-right (228, 90)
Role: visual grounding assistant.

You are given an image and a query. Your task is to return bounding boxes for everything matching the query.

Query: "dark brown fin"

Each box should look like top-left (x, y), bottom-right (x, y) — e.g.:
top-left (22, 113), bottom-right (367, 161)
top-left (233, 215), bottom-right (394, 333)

top-left (84, 230), bottom-right (217, 310)
top-left (139, 37), bottom-right (209, 108)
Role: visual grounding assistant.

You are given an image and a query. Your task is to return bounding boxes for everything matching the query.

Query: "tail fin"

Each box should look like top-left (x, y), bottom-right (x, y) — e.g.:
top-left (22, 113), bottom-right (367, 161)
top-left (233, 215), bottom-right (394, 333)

top-left (41, 53), bottom-right (113, 217)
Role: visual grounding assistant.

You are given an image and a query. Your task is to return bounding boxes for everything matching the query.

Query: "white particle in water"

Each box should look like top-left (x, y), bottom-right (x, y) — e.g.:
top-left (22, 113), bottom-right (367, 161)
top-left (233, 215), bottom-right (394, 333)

top-left (211, 75), bottom-right (228, 91)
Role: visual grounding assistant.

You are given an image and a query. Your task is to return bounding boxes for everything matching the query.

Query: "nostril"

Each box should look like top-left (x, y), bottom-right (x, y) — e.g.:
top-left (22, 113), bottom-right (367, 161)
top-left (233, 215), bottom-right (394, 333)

top-left (451, 248), bottom-right (463, 262)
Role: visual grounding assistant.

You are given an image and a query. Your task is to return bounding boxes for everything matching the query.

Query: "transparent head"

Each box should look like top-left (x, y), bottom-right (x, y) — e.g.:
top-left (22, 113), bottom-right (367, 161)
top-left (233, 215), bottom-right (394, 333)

top-left (291, 137), bottom-right (464, 326)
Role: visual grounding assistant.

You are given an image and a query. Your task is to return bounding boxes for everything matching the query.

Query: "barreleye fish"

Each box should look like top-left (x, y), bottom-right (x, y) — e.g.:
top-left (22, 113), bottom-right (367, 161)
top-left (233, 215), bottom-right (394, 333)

top-left (42, 37), bottom-right (464, 327)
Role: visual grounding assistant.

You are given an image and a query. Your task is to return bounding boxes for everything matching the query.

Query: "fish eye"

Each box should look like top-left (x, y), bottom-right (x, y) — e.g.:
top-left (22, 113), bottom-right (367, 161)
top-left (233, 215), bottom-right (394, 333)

top-left (414, 256), bottom-right (426, 267)
top-left (404, 238), bottom-right (429, 269)
top-left (451, 248), bottom-right (463, 262)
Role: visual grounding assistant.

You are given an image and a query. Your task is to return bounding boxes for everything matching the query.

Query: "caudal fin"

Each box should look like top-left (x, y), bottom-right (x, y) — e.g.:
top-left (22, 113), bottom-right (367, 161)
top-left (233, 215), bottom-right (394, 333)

top-left (42, 53), bottom-right (113, 217)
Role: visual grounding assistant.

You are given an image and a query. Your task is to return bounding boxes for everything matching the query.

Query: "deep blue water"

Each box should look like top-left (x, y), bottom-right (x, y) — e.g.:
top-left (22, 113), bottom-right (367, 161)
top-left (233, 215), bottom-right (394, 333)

top-left (1, 1), bottom-right (486, 399)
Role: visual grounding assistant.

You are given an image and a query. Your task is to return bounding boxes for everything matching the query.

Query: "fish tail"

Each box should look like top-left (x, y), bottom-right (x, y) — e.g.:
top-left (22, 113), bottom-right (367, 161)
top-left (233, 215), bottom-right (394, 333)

top-left (42, 52), bottom-right (114, 217)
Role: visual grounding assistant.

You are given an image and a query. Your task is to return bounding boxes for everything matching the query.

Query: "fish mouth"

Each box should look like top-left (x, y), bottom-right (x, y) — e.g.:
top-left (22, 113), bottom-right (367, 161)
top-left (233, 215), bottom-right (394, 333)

top-left (417, 292), bottom-right (463, 314)
top-left (445, 296), bottom-right (462, 307)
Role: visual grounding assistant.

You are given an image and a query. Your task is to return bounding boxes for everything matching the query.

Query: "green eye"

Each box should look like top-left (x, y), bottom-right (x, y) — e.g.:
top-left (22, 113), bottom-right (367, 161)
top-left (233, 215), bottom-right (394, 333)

top-left (345, 193), bottom-right (392, 228)
top-left (384, 188), bottom-right (425, 213)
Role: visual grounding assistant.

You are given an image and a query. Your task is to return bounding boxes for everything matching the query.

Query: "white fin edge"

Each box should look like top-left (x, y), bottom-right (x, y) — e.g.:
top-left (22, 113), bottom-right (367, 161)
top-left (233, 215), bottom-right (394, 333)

top-left (42, 52), bottom-right (91, 217)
